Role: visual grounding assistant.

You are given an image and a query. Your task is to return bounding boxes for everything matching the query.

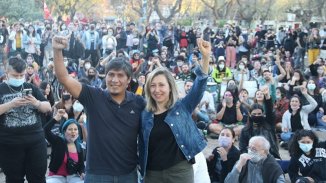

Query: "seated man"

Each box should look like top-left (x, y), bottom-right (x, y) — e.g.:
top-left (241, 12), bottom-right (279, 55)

top-left (224, 136), bottom-right (285, 183)
top-left (184, 80), bottom-right (216, 123)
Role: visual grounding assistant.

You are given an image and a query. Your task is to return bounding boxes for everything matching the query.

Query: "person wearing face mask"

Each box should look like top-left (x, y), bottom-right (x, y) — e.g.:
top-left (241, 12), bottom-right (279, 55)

top-left (239, 86), bottom-right (281, 159)
top-left (287, 130), bottom-right (324, 183)
top-left (0, 57), bottom-right (51, 182)
top-left (281, 87), bottom-right (317, 146)
top-left (209, 90), bottom-right (244, 137)
top-left (86, 67), bottom-right (102, 88)
top-left (77, 60), bottom-right (91, 79)
top-left (306, 79), bottom-right (322, 127)
top-left (225, 136), bottom-right (285, 183)
top-left (211, 56), bottom-right (232, 84)
top-left (234, 61), bottom-right (250, 83)
top-left (44, 118), bottom-right (85, 182)
top-left (102, 28), bottom-right (117, 57)
top-left (207, 128), bottom-right (240, 183)
top-left (82, 23), bottom-right (100, 66)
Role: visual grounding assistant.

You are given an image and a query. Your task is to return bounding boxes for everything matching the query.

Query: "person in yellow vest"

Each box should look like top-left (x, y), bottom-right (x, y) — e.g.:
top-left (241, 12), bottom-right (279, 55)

top-left (211, 56), bottom-right (233, 84)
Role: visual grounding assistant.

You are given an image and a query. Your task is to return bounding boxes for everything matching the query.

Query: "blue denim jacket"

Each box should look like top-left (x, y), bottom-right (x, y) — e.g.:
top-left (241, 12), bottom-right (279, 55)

top-left (139, 66), bottom-right (208, 178)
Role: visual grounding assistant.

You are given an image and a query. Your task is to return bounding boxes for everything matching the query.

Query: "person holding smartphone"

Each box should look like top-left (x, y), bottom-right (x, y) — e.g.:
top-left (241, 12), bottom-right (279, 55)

top-left (0, 57), bottom-right (52, 182)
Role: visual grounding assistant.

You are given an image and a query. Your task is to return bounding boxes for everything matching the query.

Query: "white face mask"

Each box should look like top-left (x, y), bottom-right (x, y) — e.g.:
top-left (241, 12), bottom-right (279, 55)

top-left (248, 149), bottom-right (265, 163)
top-left (219, 64), bottom-right (225, 69)
top-left (85, 63), bottom-right (91, 70)
top-left (108, 32), bottom-right (113, 36)
top-left (177, 62), bottom-right (183, 67)
top-left (73, 102), bottom-right (84, 113)
top-left (239, 65), bottom-right (245, 70)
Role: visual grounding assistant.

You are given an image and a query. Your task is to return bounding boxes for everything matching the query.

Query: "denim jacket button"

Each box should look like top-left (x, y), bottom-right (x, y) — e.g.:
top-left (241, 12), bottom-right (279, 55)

top-left (181, 145), bottom-right (184, 148)
top-left (176, 112), bottom-right (179, 115)
top-left (170, 123), bottom-right (174, 127)
top-left (188, 156), bottom-right (191, 159)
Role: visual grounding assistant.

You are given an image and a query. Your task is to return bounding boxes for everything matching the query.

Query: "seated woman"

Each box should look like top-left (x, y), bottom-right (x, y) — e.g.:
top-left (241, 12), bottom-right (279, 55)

top-left (44, 116), bottom-right (85, 183)
top-left (288, 129), bottom-right (326, 183)
top-left (208, 90), bottom-right (245, 137)
top-left (207, 128), bottom-right (240, 183)
top-left (281, 87), bottom-right (317, 143)
top-left (239, 86), bottom-right (281, 159)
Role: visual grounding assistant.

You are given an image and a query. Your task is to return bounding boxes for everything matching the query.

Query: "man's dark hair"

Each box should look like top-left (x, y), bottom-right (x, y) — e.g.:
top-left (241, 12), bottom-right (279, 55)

top-left (105, 57), bottom-right (132, 78)
top-left (7, 57), bottom-right (27, 73)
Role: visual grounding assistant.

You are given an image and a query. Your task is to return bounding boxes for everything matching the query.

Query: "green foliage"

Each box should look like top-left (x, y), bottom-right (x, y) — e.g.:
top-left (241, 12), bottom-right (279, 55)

top-left (0, 0), bottom-right (42, 23)
top-left (176, 18), bottom-right (193, 26)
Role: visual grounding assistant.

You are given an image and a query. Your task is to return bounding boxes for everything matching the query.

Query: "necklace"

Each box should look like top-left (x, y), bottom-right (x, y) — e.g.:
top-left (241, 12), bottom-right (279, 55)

top-left (6, 83), bottom-right (24, 94)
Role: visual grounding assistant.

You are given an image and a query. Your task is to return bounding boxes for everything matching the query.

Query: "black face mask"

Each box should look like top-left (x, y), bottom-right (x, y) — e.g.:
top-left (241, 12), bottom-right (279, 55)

top-left (46, 27), bottom-right (51, 30)
top-left (250, 115), bottom-right (264, 126)
top-left (88, 75), bottom-right (95, 79)
top-left (62, 94), bottom-right (71, 101)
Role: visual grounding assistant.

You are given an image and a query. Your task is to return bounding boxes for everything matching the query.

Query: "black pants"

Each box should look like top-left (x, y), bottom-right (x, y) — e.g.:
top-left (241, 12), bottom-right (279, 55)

top-left (85, 49), bottom-right (99, 67)
top-left (0, 138), bottom-right (47, 183)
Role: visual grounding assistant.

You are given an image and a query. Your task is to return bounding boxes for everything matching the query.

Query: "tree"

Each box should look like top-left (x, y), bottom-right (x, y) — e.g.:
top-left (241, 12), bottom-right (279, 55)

top-left (200, 0), bottom-right (236, 21)
top-left (0, 0), bottom-right (42, 22)
top-left (46, 0), bottom-right (104, 21)
top-left (153, 0), bottom-right (183, 23)
top-left (121, 0), bottom-right (155, 23)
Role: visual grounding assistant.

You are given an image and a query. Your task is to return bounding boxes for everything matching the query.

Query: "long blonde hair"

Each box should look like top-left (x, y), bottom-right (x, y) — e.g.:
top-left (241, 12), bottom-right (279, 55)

top-left (144, 67), bottom-right (179, 112)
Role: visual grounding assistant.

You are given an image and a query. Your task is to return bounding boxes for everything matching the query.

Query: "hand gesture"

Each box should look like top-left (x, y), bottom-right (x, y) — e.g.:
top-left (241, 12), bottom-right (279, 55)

top-left (52, 36), bottom-right (68, 50)
top-left (222, 99), bottom-right (226, 108)
top-left (10, 97), bottom-right (29, 108)
top-left (301, 87), bottom-right (308, 95)
top-left (261, 85), bottom-right (269, 96)
top-left (319, 107), bottom-right (324, 113)
top-left (24, 95), bottom-right (39, 107)
top-left (217, 147), bottom-right (228, 161)
top-left (197, 38), bottom-right (211, 58)
top-left (236, 101), bottom-right (241, 109)
top-left (237, 153), bottom-right (251, 168)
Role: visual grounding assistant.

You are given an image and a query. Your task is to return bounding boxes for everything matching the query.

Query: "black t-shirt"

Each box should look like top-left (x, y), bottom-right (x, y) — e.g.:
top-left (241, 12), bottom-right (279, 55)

top-left (0, 27), bottom-right (9, 45)
top-left (291, 112), bottom-right (303, 132)
top-left (147, 110), bottom-right (186, 170)
top-left (0, 82), bottom-right (47, 144)
top-left (216, 104), bottom-right (245, 125)
top-left (78, 84), bottom-right (145, 175)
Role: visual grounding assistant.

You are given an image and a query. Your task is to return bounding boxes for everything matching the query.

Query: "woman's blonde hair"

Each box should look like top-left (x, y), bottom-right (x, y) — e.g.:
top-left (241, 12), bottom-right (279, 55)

top-left (144, 67), bottom-right (179, 112)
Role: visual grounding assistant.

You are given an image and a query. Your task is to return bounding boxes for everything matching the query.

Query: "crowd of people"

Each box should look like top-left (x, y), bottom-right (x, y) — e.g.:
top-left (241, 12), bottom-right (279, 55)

top-left (0, 18), bottom-right (326, 183)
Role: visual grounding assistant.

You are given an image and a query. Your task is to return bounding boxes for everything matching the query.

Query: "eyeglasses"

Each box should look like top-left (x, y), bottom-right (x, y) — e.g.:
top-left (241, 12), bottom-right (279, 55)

top-left (247, 146), bottom-right (259, 153)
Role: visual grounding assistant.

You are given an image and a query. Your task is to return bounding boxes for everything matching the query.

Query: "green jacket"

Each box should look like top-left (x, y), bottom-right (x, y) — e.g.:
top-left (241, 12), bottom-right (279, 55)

top-left (211, 67), bottom-right (233, 83)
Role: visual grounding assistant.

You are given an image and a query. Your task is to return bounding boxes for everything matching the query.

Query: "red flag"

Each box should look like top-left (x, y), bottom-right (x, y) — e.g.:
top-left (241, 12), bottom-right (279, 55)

top-left (44, 1), bottom-right (51, 20)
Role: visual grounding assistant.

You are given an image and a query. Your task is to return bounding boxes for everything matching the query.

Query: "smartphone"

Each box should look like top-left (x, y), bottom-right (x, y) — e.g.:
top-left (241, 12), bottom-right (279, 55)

top-left (22, 88), bottom-right (32, 97)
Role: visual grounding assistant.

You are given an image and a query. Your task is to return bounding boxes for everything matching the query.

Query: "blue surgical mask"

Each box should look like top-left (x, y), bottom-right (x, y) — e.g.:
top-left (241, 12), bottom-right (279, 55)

top-left (299, 143), bottom-right (313, 153)
top-left (7, 77), bottom-right (25, 87)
